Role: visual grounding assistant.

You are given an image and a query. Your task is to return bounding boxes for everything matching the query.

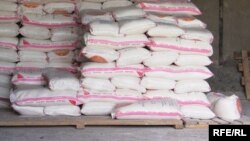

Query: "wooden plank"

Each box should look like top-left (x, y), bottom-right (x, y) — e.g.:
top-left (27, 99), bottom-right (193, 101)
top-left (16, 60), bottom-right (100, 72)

top-left (238, 63), bottom-right (250, 72)
top-left (199, 119), bottom-right (218, 125)
top-left (84, 116), bottom-right (183, 129)
top-left (212, 118), bottom-right (230, 124)
top-left (239, 63), bottom-right (243, 72)
top-left (242, 50), bottom-right (250, 99)
top-left (242, 77), bottom-right (245, 85)
top-left (234, 51), bottom-right (250, 60)
top-left (0, 109), bottom-right (184, 129)
top-left (0, 116), bottom-right (85, 129)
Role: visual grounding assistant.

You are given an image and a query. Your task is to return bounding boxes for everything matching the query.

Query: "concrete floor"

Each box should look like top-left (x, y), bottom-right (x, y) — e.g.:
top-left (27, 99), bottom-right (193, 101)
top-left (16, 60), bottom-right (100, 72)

top-left (0, 59), bottom-right (249, 141)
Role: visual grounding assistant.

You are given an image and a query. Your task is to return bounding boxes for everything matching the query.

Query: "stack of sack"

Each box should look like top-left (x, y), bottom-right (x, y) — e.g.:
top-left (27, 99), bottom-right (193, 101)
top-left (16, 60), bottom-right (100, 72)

top-left (10, 0), bottom-right (82, 116)
top-left (78, 0), bottom-right (148, 116)
top-left (136, 0), bottom-right (215, 120)
top-left (0, 0), bottom-right (19, 108)
top-left (79, 0), bottom-right (217, 119)
top-left (11, 69), bottom-right (81, 116)
top-left (17, 0), bottom-right (80, 73)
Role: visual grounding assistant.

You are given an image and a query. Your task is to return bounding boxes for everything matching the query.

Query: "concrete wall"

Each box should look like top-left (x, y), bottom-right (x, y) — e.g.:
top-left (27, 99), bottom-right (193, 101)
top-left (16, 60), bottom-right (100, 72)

top-left (193, 0), bottom-right (250, 63)
top-left (223, 0), bottom-right (250, 59)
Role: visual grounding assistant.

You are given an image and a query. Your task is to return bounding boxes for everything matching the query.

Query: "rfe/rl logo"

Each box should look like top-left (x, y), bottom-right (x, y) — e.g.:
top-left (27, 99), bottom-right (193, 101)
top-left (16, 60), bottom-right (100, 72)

top-left (209, 125), bottom-right (250, 141)
top-left (213, 129), bottom-right (247, 137)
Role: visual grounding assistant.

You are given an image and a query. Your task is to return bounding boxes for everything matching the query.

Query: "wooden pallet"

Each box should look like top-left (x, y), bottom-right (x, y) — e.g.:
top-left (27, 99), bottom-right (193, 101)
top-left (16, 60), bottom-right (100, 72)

top-left (0, 109), bottom-right (183, 129)
top-left (183, 116), bottom-right (250, 128)
top-left (234, 50), bottom-right (250, 100)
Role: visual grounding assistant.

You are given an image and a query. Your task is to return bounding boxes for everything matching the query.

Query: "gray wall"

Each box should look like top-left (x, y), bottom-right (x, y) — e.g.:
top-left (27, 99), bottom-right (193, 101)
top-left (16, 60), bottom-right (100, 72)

top-left (193, 0), bottom-right (250, 63)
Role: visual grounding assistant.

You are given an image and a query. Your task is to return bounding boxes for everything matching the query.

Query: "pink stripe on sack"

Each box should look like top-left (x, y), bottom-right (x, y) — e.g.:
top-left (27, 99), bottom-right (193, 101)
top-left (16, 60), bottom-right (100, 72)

top-left (178, 101), bottom-right (211, 106)
top-left (0, 67), bottom-right (15, 71)
top-left (144, 68), bottom-right (213, 75)
top-left (22, 16), bottom-right (77, 28)
top-left (50, 67), bottom-right (77, 73)
top-left (82, 67), bottom-right (143, 73)
top-left (16, 96), bottom-right (77, 105)
top-left (82, 67), bottom-right (145, 77)
top-left (21, 40), bottom-right (77, 49)
top-left (0, 16), bottom-right (19, 20)
top-left (87, 39), bottom-right (149, 46)
top-left (140, 3), bottom-right (201, 15)
top-left (115, 111), bottom-right (182, 118)
top-left (0, 42), bottom-right (17, 49)
top-left (16, 67), bottom-right (44, 71)
top-left (148, 43), bottom-right (212, 54)
top-left (12, 78), bottom-right (44, 83)
top-left (78, 95), bottom-right (143, 101)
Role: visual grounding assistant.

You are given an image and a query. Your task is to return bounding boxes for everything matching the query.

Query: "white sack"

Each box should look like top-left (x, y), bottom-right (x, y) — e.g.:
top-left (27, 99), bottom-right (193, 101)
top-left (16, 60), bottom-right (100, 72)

top-left (44, 105), bottom-right (81, 116)
top-left (181, 105), bottom-right (215, 119)
top-left (0, 23), bottom-right (19, 37)
top-left (81, 77), bottom-right (115, 92)
top-left (12, 104), bottom-right (44, 116)
top-left (44, 69), bottom-right (80, 91)
top-left (0, 74), bottom-right (11, 87)
top-left (0, 48), bottom-right (18, 62)
top-left (81, 10), bottom-right (114, 25)
top-left (89, 20), bottom-right (119, 36)
top-left (181, 28), bottom-right (214, 43)
top-left (102, 0), bottom-right (133, 10)
top-left (18, 50), bottom-right (47, 63)
top-left (0, 37), bottom-right (18, 50)
top-left (81, 102), bottom-right (116, 116)
top-left (77, 89), bottom-right (143, 104)
top-left (22, 14), bottom-right (77, 28)
top-left (148, 37), bottom-right (213, 56)
top-left (141, 76), bottom-right (176, 90)
top-left (175, 55), bottom-right (212, 66)
top-left (18, 3), bottom-right (44, 15)
top-left (16, 62), bottom-right (48, 72)
top-left (177, 16), bottom-right (206, 28)
top-left (19, 38), bottom-right (77, 51)
top-left (51, 27), bottom-right (79, 42)
top-left (214, 95), bottom-right (242, 121)
top-left (84, 33), bottom-right (149, 50)
top-left (113, 6), bottom-right (146, 21)
top-left (44, 2), bottom-right (75, 14)
top-left (81, 62), bottom-right (144, 78)
top-left (11, 88), bottom-right (78, 107)
top-left (144, 90), bottom-right (211, 106)
top-left (111, 76), bottom-right (146, 93)
top-left (146, 13), bottom-right (177, 25)
top-left (0, 11), bottom-right (19, 23)
top-left (145, 66), bottom-right (213, 80)
top-left (0, 61), bottom-right (16, 75)
top-left (137, 2), bottom-right (201, 15)
top-left (48, 62), bottom-right (77, 73)
top-left (47, 49), bottom-right (74, 63)
top-left (147, 23), bottom-right (184, 37)
top-left (82, 46), bottom-right (119, 63)
top-left (0, 1), bottom-right (18, 12)
top-left (174, 79), bottom-right (211, 93)
top-left (77, 1), bottom-right (102, 12)
top-left (143, 51), bottom-right (178, 67)
top-left (112, 99), bottom-right (182, 119)
top-left (19, 25), bottom-right (51, 40)
top-left (119, 18), bottom-right (156, 35)
top-left (117, 48), bottom-right (151, 66)
top-left (12, 71), bottom-right (46, 86)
